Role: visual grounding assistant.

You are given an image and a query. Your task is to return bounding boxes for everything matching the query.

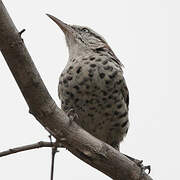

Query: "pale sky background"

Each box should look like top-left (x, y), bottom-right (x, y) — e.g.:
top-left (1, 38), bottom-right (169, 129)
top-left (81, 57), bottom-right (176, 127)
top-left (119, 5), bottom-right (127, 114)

top-left (0, 0), bottom-right (177, 179)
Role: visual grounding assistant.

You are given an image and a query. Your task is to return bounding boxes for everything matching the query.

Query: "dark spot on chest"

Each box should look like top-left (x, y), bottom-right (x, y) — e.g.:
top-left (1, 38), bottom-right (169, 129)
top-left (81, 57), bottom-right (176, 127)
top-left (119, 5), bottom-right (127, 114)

top-left (101, 90), bottom-right (108, 96)
top-left (104, 65), bottom-right (113, 71)
top-left (102, 60), bottom-right (108, 65)
top-left (118, 112), bottom-right (128, 119)
top-left (99, 73), bottom-right (105, 79)
top-left (70, 92), bottom-right (74, 98)
top-left (113, 90), bottom-right (118, 94)
top-left (109, 71), bottom-right (118, 79)
top-left (86, 85), bottom-right (90, 89)
top-left (76, 66), bottom-right (82, 74)
top-left (102, 97), bottom-right (107, 101)
top-left (90, 64), bottom-right (96, 68)
top-left (73, 85), bottom-right (79, 90)
top-left (75, 98), bottom-right (79, 103)
top-left (113, 123), bottom-right (120, 127)
top-left (125, 128), bottom-right (129, 134)
top-left (121, 120), bottom-right (128, 128)
top-left (114, 111), bottom-right (119, 116)
top-left (94, 85), bottom-right (99, 90)
top-left (90, 56), bottom-right (95, 61)
top-left (88, 69), bottom-right (94, 78)
top-left (67, 76), bottom-right (72, 80)
top-left (117, 104), bottom-right (122, 109)
top-left (116, 80), bottom-right (122, 85)
top-left (63, 79), bottom-right (67, 84)
top-left (63, 105), bottom-right (69, 111)
top-left (95, 58), bottom-right (101, 62)
top-left (105, 80), bottom-right (111, 85)
top-left (84, 61), bottom-right (90, 64)
top-left (104, 112), bottom-right (110, 116)
top-left (67, 66), bottom-right (73, 73)
top-left (66, 91), bottom-right (70, 95)
top-left (88, 73), bottom-right (93, 78)
top-left (88, 113), bottom-right (94, 117)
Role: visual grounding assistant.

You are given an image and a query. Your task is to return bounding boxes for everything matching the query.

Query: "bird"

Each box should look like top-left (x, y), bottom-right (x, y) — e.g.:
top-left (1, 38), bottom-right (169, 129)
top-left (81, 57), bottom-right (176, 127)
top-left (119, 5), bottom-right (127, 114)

top-left (47, 14), bottom-right (129, 151)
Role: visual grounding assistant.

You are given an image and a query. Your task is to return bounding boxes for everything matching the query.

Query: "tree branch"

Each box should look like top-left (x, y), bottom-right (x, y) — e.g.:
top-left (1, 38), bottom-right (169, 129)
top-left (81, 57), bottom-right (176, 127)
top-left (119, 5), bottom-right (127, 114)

top-left (0, 1), bottom-right (153, 180)
top-left (0, 141), bottom-right (57, 157)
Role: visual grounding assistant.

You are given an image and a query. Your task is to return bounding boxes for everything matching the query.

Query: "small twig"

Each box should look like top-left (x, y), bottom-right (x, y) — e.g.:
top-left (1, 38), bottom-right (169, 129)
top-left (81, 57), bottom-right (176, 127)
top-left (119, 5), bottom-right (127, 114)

top-left (18, 29), bottom-right (26, 36)
top-left (51, 145), bottom-right (58, 180)
top-left (0, 141), bottom-right (61, 157)
top-left (49, 135), bottom-right (59, 180)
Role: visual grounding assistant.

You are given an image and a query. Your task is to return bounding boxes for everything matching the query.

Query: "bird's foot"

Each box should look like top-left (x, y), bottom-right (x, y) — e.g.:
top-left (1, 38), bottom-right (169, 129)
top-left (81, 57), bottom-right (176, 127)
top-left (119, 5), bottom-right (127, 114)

top-left (136, 160), bottom-right (151, 175)
top-left (123, 154), bottom-right (151, 174)
top-left (66, 108), bottom-right (79, 124)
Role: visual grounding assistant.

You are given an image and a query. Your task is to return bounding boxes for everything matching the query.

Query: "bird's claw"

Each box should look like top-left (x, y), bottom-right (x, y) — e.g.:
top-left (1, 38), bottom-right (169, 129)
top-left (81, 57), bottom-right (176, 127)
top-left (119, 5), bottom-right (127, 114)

top-left (137, 160), bottom-right (151, 174)
top-left (142, 165), bottom-right (151, 174)
top-left (66, 108), bottom-right (79, 124)
top-left (123, 154), bottom-right (151, 174)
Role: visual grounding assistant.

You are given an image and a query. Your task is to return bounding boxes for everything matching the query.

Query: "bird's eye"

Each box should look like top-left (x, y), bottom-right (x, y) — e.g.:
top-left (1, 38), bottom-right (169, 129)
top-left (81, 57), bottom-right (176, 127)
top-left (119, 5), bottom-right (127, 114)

top-left (82, 28), bottom-right (89, 33)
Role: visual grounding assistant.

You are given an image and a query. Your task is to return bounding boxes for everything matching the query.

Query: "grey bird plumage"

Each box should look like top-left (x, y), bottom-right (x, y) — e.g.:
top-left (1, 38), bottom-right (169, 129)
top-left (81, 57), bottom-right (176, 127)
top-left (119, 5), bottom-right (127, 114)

top-left (47, 14), bottom-right (129, 150)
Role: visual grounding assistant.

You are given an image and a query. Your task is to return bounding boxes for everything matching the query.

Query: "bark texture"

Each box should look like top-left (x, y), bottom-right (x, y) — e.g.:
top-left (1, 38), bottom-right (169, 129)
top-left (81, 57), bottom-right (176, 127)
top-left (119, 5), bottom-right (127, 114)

top-left (0, 1), bottom-right (153, 180)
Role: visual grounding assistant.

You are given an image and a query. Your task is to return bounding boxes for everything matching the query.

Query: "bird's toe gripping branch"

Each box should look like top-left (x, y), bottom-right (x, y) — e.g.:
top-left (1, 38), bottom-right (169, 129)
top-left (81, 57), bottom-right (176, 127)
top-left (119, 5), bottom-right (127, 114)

top-left (66, 108), bottom-right (79, 124)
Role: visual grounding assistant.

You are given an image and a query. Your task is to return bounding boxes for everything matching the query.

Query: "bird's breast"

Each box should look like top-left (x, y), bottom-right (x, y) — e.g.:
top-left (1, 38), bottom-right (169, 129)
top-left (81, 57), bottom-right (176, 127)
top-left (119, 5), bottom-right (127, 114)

top-left (58, 54), bottom-right (129, 147)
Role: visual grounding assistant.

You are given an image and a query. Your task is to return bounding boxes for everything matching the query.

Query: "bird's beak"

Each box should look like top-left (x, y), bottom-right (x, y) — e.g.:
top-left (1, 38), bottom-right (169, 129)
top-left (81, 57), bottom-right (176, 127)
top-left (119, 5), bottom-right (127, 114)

top-left (46, 14), bottom-right (73, 35)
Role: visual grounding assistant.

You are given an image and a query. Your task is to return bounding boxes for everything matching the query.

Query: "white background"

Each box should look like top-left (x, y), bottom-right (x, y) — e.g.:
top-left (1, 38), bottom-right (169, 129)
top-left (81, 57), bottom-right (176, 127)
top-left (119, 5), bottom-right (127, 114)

top-left (0, 0), bottom-right (177, 179)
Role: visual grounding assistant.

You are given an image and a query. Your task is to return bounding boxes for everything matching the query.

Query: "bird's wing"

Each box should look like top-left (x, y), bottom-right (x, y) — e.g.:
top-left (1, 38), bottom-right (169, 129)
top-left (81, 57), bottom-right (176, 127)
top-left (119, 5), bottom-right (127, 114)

top-left (121, 78), bottom-right (129, 109)
top-left (110, 55), bottom-right (129, 109)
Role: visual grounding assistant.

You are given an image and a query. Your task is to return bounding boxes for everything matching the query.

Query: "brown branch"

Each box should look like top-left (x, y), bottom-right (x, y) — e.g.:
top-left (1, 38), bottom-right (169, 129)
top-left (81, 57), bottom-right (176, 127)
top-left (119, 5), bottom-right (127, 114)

top-left (0, 1), bottom-right (153, 180)
top-left (0, 141), bottom-right (57, 157)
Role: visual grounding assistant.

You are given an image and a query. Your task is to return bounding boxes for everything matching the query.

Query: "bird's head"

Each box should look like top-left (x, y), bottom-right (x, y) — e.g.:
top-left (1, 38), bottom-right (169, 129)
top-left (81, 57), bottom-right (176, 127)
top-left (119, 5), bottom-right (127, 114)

top-left (47, 14), bottom-right (118, 60)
